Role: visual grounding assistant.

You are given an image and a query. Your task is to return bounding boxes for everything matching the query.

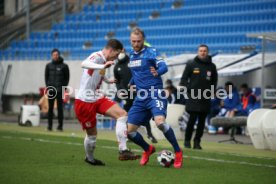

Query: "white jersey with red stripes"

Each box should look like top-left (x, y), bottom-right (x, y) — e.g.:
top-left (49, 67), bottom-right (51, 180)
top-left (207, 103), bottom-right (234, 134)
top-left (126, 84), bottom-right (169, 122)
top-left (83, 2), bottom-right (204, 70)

top-left (76, 51), bottom-right (106, 102)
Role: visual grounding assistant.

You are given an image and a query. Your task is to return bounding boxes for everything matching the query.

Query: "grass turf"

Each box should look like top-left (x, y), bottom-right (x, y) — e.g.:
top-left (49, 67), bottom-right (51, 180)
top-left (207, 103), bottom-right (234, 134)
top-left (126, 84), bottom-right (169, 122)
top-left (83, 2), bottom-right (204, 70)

top-left (0, 123), bottom-right (276, 184)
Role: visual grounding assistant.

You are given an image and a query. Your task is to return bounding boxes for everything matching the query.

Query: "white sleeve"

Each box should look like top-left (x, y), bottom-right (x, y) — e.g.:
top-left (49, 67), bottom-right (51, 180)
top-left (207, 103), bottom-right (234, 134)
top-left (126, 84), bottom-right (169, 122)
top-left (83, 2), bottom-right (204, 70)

top-left (103, 76), bottom-right (109, 83)
top-left (81, 56), bottom-right (105, 70)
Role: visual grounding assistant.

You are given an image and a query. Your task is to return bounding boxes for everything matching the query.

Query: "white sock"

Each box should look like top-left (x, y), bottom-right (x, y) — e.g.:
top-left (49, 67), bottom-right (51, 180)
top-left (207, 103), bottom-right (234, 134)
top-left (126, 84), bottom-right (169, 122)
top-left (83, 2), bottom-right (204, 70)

top-left (116, 116), bottom-right (128, 151)
top-left (84, 135), bottom-right (96, 162)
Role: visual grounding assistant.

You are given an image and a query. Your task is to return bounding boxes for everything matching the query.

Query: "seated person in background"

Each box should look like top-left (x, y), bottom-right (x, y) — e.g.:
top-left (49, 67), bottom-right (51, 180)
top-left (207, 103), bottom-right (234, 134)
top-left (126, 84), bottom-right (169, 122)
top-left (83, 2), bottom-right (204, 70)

top-left (165, 79), bottom-right (186, 105)
top-left (240, 83), bottom-right (256, 115)
top-left (219, 81), bottom-right (242, 118)
top-left (63, 89), bottom-right (73, 119)
top-left (38, 95), bottom-right (57, 119)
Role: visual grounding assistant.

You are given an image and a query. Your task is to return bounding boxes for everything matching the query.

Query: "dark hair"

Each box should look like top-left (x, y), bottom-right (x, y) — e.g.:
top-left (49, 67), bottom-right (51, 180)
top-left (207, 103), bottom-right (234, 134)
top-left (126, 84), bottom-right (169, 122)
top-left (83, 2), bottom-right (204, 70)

top-left (240, 83), bottom-right (249, 89)
top-left (225, 81), bottom-right (234, 86)
top-left (166, 79), bottom-right (173, 85)
top-left (131, 27), bottom-right (146, 38)
top-left (51, 48), bottom-right (60, 55)
top-left (105, 39), bottom-right (123, 51)
top-left (198, 44), bottom-right (209, 51)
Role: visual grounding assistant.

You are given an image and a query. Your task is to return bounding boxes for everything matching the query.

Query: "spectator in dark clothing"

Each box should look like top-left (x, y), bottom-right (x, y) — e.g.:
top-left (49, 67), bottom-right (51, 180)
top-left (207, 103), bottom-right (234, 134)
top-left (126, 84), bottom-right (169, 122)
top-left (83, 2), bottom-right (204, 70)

top-left (166, 86), bottom-right (178, 104)
top-left (240, 83), bottom-right (256, 115)
top-left (165, 79), bottom-right (177, 92)
top-left (114, 52), bottom-right (133, 111)
top-left (45, 49), bottom-right (70, 131)
top-left (113, 51), bottom-right (157, 143)
top-left (179, 44), bottom-right (218, 149)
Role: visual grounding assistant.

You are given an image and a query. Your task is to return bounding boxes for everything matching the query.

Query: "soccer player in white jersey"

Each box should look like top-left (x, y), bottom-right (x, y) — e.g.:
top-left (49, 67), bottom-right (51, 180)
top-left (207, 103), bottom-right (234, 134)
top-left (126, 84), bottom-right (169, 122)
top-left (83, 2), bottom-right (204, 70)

top-left (75, 39), bottom-right (139, 166)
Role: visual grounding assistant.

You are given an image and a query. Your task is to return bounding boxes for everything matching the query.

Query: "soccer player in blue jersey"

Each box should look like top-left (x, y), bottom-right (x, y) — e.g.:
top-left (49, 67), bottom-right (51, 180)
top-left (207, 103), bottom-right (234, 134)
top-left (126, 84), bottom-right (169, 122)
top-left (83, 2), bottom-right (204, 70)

top-left (126, 27), bottom-right (183, 168)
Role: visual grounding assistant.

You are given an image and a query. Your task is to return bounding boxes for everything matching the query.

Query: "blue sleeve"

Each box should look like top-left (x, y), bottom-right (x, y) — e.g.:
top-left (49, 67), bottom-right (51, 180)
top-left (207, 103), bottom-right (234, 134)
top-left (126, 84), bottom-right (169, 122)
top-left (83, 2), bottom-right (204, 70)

top-left (156, 61), bottom-right (168, 76)
top-left (224, 92), bottom-right (241, 110)
top-left (152, 48), bottom-right (168, 76)
top-left (233, 93), bottom-right (241, 110)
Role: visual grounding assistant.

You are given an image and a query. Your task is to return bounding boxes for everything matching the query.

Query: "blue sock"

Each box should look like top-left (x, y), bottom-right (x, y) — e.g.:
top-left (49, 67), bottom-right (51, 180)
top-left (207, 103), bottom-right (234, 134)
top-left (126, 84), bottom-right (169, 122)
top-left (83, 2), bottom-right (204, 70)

top-left (164, 127), bottom-right (181, 152)
top-left (128, 132), bottom-right (150, 151)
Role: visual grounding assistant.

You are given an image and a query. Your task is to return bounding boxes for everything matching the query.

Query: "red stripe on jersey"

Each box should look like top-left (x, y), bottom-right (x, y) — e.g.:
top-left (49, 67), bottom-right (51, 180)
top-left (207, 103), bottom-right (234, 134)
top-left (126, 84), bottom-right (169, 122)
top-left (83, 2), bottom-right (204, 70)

top-left (87, 69), bottom-right (94, 76)
top-left (89, 55), bottom-right (95, 60)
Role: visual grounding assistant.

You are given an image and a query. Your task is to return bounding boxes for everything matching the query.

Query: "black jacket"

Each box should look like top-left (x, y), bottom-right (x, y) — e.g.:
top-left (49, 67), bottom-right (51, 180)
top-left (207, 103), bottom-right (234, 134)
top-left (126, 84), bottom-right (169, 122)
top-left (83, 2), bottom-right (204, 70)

top-left (113, 55), bottom-right (132, 91)
top-left (179, 56), bottom-right (217, 113)
top-left (45, 57), bottom-right (70, 92)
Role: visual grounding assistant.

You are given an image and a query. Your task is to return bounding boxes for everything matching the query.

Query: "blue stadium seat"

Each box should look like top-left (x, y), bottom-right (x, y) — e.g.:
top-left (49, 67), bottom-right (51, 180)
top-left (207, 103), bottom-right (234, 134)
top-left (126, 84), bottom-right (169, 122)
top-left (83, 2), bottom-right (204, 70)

top-left (2, 0), bottom-right (276, 60)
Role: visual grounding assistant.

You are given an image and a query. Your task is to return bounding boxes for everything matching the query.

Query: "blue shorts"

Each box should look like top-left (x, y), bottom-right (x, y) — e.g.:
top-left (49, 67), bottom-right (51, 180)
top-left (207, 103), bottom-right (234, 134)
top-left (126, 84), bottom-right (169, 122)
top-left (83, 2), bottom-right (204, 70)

top-left (127, 92), bottom-right (167, 126)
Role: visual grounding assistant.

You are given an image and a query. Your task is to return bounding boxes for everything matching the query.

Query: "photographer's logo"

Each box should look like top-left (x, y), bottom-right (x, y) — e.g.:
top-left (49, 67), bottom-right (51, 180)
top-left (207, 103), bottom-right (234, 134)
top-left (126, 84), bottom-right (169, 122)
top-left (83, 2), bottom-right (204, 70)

top-left (44, 86), bottom-right (57, 99)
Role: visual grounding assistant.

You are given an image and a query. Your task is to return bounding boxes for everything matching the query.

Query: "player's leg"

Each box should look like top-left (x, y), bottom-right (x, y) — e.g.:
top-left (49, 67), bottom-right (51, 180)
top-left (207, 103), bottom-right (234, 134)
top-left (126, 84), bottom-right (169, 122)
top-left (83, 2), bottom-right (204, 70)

top-left (150, 97), bottom-right (183, 168)
top-left (84, 127), bottom-right (105, 166)
top-left (74, 99), bottom-right (105, 166)
top-left (154, 115), bottom-right (181, 153)
top-left (104, 103), bottom-right (128, 151)
top-left (128, 123), bottom-right (155, 166)
top-left (149, 97), bottom-right (181, 152)
top-left (127, 123), bottom-right (150, 151)
top-left (154, 115), bottom-right (183, 168)
top-left (144, 121), bottom-right (158, 143)
top-left (99, 98), bottom-right (139, 160)
top-left (127, 106), bottom-right (155, 166)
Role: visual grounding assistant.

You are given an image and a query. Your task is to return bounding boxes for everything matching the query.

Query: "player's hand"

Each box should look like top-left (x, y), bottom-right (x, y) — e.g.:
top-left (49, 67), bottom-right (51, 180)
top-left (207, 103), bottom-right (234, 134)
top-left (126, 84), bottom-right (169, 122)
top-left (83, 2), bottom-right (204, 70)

top-left (108, 78), bottom-right (117, 84)
top-left (150, 67), bottom-right (158, 77)
top-left (104, 61), bottom-right (114, 68)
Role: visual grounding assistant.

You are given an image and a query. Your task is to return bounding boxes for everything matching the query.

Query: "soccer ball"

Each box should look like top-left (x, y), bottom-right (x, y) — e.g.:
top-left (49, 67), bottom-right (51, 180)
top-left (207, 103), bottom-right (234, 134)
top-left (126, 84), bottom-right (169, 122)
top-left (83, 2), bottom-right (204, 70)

top-left (157, 150), bottom-right (175, 167)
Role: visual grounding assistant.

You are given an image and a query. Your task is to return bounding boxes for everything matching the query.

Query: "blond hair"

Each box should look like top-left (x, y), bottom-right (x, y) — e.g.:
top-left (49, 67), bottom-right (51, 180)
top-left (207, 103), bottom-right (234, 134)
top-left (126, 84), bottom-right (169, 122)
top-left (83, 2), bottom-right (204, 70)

top-left (131, 27), bottom-right (145, 38)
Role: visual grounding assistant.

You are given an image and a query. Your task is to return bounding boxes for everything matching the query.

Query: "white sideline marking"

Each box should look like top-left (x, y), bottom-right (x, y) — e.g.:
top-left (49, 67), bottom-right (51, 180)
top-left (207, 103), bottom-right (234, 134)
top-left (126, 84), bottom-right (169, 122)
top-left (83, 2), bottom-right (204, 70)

top-left (1, 135), bottom-right (276, 169)
top-left (200, 150), bottom-right (274, 160)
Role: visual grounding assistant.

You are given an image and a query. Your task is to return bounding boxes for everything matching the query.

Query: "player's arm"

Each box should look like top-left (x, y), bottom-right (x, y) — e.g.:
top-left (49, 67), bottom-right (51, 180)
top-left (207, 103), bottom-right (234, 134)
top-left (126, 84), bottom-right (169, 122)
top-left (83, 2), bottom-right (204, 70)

top-left (155, 60), bottom-right (168, 76)
top-left (81, 56), bottom-right (114, 69)
top-left (150, 50), bottom-right (168, 76)
top-left (103, 76), bottom-right (117, 84)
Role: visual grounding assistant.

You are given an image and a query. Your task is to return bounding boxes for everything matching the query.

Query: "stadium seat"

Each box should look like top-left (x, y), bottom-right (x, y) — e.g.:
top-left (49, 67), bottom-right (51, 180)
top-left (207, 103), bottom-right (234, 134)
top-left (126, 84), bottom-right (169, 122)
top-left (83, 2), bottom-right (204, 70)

top-left (2, 0), bottom-right (276, 60)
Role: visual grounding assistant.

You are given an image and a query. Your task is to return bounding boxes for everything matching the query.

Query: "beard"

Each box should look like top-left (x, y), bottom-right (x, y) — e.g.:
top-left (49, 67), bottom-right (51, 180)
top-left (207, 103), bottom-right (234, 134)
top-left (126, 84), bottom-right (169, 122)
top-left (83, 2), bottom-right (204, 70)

top-left (133, 44), bottom-right (144, 52)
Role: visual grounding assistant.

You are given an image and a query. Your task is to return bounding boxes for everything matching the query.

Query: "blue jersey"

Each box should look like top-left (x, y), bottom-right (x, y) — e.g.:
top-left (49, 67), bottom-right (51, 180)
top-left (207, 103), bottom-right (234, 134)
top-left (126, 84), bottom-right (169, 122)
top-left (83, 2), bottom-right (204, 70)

top-left (127, 46), bottom-right (168, 125)
top-left (128, 46), bottom-right (168, 91)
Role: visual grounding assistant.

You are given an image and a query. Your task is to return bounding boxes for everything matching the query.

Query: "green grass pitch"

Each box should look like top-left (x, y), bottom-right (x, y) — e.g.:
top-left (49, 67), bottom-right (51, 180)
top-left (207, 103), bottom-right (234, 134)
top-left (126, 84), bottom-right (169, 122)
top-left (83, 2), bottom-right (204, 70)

top-left (0, 123), bottom-right (276, 184)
